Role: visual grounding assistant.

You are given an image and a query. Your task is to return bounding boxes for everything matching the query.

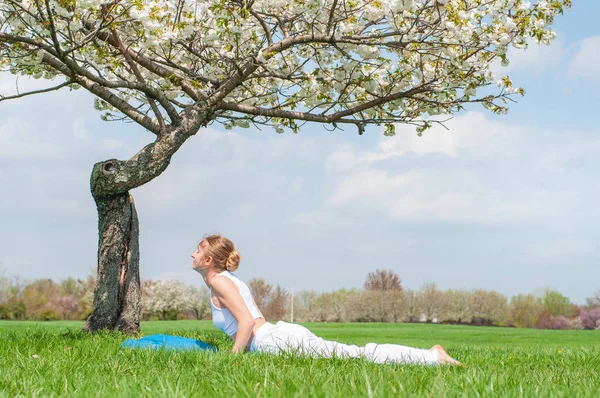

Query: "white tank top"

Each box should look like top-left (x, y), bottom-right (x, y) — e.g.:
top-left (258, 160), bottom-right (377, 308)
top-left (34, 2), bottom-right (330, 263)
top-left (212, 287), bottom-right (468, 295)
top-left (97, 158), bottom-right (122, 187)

top-left (210, 271), bottom-right (263, 337)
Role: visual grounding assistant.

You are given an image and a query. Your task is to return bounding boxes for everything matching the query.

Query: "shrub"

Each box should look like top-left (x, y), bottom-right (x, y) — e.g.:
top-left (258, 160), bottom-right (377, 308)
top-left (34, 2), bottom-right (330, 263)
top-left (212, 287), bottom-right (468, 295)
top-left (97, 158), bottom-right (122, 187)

top-left (535, 309), bottom-right (555, 329)
top-left (49, 295), bottom-right (82, 320)
top-left (81, 307), bottom-right (93, 321)
top-left (569, 317), bottom-right (584, 330)
top-left (541, 289), bottom-right (575, 317)
top-left (551, 316), bottom-right (584, 330)
top-left (37, 309), bottom-right (60, 321)
top-left (0, 304), bottom-right (11, 319)
top-left (468, 290), bottom-right (509, 326)
top-left (161, 309), bottom-right (179, 320)
top-left (7, 299), bottom-right (26, 320)
top-left (509, 294), bottom-right (542, 328)
top-left (552, 316), bottom-right (570, 330)
top-left (579, 308), bottom-right (600, 330)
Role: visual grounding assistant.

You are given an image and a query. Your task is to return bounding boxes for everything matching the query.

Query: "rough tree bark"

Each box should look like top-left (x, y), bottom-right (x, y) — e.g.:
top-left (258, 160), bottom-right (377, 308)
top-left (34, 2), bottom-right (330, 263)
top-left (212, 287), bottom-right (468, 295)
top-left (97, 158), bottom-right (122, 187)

top-left (83, 186), bottom-right (140, 333)
top-left (83, 109), bottom-right (208, 333)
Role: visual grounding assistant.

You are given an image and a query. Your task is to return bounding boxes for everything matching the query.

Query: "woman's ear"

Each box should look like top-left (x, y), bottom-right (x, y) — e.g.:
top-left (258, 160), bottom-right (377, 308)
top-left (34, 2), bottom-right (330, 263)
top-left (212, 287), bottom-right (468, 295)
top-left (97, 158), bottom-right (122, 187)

top-left (205, 256), bottom-right (213, 266)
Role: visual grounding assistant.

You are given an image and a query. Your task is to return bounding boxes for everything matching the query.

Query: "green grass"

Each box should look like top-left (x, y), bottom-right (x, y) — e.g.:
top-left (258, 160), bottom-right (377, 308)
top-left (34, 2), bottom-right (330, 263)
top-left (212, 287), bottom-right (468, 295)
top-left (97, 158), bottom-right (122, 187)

top-left (1, 321), bottom-right (599, 397)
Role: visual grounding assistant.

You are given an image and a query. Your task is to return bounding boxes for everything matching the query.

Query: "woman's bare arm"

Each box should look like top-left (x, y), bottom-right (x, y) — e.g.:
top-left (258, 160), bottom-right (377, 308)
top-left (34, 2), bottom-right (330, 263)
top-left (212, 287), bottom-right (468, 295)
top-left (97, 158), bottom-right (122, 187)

top-left (211, 276), bottom-right (256, 353)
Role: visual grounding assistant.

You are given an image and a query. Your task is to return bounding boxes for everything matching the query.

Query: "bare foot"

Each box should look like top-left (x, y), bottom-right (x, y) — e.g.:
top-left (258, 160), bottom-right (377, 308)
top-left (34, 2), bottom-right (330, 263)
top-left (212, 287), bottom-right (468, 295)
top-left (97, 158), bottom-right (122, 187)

top-left (430, 345), bottom-right (462, 366)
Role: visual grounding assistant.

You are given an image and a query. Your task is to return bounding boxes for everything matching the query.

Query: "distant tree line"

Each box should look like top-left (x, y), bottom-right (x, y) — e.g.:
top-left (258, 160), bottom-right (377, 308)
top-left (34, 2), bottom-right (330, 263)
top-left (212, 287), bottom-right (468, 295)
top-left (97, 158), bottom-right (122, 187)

top-left (1, 267), bottom-right (599, 330)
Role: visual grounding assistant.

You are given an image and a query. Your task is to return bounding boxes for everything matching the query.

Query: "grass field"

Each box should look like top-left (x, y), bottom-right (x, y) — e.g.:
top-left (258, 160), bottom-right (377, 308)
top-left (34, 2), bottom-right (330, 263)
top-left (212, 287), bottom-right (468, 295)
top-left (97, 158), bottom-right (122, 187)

top-left (0, 320), bottom-right (598, 397)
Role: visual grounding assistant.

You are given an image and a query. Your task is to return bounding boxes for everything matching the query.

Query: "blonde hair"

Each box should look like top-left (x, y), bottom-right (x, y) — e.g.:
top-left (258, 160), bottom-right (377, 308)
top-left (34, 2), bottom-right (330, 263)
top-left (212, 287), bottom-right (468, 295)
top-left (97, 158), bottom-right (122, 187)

top-left (202, 235), bottom-right (240, 272)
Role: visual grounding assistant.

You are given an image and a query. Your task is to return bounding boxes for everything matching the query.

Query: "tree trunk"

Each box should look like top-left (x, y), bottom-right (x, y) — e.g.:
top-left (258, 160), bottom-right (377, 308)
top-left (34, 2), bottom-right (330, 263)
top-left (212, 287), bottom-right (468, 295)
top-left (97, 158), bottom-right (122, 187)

top-left (83, 190), bottom-right (141, 334)
top-left (82, 109), bottom-right (211, 333)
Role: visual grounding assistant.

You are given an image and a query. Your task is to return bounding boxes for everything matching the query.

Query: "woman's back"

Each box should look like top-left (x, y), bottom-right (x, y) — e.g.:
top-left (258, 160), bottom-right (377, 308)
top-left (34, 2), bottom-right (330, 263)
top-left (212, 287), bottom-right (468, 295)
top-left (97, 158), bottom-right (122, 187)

top-left (210, 271), bottom-right (264, 337)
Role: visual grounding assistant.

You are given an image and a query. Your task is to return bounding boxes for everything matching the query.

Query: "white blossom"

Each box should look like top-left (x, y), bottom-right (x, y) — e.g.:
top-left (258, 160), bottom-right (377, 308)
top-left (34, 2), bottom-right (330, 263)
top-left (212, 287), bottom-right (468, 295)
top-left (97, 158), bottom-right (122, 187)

top-left (142, 280), bottom-right (191, 317)
top-left (0, 0), bottom-right (570, 134)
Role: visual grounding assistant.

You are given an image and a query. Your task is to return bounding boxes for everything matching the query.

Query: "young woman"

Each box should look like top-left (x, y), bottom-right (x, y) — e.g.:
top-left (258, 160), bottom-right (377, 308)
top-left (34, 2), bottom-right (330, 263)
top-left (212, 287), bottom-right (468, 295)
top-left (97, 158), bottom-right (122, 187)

top-left (192, 235), bottom-right (460, 365)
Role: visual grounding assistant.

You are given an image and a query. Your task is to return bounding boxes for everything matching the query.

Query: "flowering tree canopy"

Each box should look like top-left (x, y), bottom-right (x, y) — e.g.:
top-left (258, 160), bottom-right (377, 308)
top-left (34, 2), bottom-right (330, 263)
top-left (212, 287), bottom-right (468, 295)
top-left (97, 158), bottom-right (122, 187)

top-left (1, 0), bottom-right (569, 138)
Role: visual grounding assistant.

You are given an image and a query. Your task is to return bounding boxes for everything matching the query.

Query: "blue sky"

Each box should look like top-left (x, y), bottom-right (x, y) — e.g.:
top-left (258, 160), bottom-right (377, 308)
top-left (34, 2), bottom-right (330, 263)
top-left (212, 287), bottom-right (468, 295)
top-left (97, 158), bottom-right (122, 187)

top-left (1, 2), bottom-right (599, 304)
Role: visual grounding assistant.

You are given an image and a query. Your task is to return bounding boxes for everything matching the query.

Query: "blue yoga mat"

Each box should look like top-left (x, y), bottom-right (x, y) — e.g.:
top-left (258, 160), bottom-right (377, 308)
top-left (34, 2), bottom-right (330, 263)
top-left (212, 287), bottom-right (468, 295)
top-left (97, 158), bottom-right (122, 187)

top-left (121, 334), bottom-right (217, 352)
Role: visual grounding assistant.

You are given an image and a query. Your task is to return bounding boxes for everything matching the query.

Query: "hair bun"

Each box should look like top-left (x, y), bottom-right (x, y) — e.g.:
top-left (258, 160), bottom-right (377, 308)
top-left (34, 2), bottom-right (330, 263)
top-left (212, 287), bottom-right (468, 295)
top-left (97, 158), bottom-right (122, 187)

top-left (226, 250), bottom-right (241, 272)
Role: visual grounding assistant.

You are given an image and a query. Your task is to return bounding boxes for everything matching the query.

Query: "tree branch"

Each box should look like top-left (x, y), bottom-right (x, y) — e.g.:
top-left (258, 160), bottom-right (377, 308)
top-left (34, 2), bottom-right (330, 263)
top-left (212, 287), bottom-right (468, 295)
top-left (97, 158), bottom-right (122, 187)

top-left (81, 21), bottom-right (203, 102)
top-left (220, 80), bottom-right (429, 124)
top-left (110, 26), bottom-right (181, 130)
top-left (0, 80), bottom-right (74, 102)
top-left (332, 84), bottom-right (431, 119)
top-left (207, 32), bottom-right (413, 109)
top-left (91, 106), bottom-right (211, 198)
top-left (38, 52), bottom-right (162, 134)
top-left (43, 0), bottom-right (63, 57)
top-left (248, 8), bottom-right (273, 47)
top-left (326, 0), bottom-right (339, 35)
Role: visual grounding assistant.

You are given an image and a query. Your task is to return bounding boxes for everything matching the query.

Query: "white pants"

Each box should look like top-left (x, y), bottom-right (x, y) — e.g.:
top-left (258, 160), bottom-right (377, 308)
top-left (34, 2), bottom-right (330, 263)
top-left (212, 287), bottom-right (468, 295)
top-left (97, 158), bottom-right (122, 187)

top-left (250, 321), bottom-right (439, 365)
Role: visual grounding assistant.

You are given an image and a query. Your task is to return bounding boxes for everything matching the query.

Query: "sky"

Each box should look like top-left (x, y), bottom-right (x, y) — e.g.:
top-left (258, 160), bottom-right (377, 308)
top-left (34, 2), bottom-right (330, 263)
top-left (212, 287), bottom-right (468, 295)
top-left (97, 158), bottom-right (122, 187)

top-left (1, 3), bottom-right (599, 304)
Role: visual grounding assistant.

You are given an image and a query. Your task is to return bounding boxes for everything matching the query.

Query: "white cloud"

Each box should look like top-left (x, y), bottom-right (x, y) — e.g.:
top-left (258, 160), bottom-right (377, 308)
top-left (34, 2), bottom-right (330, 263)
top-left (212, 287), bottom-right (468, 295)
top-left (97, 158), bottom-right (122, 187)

top-left (0, 104), bottom-right (134, 222)
top-left (326, 113), bottom-right (521, 175)
top-left (0, 117), bottom-right (67, 160)
top-left (491, 38), bottom-right (564, 77)
top-left (523, 237), bottom-right (596, 264)
top-left (301, 112), bottom-right (600, 227)
top-left (133, 128), bottom-right (327, 221)
top-left (567, 36), bottom-right (600, 82)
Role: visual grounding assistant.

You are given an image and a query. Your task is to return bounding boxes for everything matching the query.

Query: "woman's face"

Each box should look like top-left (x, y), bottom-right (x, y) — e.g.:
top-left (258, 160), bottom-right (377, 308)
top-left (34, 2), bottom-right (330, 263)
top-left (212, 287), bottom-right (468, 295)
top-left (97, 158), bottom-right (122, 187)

top-left (191, 240), bottom-right (212, 272)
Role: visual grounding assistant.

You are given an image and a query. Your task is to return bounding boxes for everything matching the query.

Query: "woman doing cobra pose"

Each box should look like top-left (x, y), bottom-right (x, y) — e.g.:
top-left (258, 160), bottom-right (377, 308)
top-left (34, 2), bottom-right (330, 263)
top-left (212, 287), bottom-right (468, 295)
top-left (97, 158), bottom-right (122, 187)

top-left (192, 235), bottom-right (460, 366)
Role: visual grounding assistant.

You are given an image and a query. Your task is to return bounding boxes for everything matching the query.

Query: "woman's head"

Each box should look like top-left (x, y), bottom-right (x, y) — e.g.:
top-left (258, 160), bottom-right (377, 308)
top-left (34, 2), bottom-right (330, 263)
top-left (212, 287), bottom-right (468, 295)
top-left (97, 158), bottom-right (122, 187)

top-left (192, 235), bottom-right (240, 273)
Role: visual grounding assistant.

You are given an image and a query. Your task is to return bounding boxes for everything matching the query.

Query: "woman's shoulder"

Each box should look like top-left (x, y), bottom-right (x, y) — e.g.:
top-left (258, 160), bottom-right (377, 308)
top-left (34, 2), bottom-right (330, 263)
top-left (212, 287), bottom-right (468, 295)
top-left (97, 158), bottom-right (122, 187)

top-left (210, 272), bottom-right (240, 294)
top-left (219, 270), bottom-right (244, 283)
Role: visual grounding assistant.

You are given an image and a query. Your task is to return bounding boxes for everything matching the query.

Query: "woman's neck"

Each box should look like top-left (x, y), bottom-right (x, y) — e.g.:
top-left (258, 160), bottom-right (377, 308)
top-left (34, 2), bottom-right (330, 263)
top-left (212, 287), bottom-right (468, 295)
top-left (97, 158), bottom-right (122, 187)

top-left (200, 267), bottom-right (225, 287)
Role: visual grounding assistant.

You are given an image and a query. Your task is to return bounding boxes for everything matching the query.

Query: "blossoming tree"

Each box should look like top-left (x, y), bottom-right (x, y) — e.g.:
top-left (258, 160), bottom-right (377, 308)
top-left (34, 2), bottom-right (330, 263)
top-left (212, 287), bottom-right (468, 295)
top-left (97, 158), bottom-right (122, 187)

top-left (0, 0), bottom-right (570, 332)
top-left (141, 279), bottom-right (189, 320)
